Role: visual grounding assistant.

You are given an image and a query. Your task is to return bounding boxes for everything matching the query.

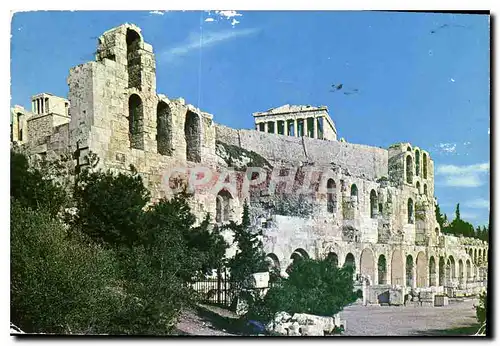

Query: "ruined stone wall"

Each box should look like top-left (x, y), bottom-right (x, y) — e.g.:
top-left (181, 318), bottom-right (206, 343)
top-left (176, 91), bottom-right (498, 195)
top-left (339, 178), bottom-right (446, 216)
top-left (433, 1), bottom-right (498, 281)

top-left (215, 125), bottom-right (388, 180)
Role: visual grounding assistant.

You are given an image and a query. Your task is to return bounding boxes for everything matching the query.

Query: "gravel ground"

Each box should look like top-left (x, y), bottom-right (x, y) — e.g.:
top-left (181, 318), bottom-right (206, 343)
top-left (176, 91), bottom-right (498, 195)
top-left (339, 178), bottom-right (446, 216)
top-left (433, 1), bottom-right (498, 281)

top-left (341, 298), bottom-right (479, 336)
top-left (174, 305), bottom-right (239, 336)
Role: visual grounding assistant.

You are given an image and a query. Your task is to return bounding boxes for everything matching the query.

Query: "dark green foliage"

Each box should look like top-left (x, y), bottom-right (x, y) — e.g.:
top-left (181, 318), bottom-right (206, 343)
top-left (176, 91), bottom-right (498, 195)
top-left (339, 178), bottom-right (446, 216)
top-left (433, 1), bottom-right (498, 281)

top-left (10, 150), bottom-right (67, 217)
top-left (10, 201), bottom-right (121, 334)
top-left (226, 202), bottom-right (268, 289)
top-left (247, 258), bottom-right (357, 322)
top-left (11, 151), bottom-right (228, 334)
top-left (216, 140), bottom-right (272, 171)
top-left (436, 202), bottom-right (488, 242)
top-left (70, 168), bottom-right (150, 248)
top-left (434, 202), bottom-right (446, 231)
top-left (475, 291), bottom-right (487, 325)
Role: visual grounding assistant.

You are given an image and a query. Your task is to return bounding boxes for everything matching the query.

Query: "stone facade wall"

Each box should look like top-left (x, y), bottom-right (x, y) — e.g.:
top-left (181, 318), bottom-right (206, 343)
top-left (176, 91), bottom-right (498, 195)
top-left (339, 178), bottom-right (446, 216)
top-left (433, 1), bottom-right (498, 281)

top-left (12, 23), bottom-right (488, 296)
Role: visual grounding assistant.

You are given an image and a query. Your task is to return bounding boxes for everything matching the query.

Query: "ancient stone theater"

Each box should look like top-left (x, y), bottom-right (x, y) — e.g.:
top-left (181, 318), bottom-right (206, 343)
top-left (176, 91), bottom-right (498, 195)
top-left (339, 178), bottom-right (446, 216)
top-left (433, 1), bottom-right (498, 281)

top-left (11, 24), bottom-right (488, 305)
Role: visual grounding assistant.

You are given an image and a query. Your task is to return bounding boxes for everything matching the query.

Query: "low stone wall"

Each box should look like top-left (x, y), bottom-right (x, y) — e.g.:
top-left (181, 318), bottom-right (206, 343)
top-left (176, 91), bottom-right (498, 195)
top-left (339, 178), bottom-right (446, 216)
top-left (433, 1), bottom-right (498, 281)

top-left (266, 311), bottom-right (346, 336)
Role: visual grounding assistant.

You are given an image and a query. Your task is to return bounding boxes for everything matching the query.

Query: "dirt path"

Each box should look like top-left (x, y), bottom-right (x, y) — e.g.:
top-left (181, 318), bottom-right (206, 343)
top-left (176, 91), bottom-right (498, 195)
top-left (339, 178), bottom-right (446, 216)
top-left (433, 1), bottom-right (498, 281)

top-left (341, 299), bottom-right (479, 336)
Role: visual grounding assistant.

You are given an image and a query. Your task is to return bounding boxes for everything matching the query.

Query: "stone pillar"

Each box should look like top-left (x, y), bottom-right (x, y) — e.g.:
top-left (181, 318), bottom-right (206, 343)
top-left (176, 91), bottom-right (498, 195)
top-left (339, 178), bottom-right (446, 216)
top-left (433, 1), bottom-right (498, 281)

top-left (293, 119), bottom-right (298, 137)
top-left (412, 266), bottom-right (417, 290)
top-left (264, 122), bottom-right (268, 133)
top-left (314, 116), bottom-right (318, 139)
top-left (32, 100), bottom-right (35, 113)
top-left (303, 118), bottom-right (308, 137)
top-left (362, 277), bottom-right (367, 306)
top-left (274, 121), bottom-right (278, 135)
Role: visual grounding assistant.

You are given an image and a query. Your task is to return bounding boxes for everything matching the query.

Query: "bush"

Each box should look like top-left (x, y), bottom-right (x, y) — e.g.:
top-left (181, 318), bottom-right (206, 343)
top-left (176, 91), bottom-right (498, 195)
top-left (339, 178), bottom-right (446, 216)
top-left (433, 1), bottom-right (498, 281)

top-left (10, 201), bottom-right (121, 334)
top-left (247, 258), bottom-right (358, 322)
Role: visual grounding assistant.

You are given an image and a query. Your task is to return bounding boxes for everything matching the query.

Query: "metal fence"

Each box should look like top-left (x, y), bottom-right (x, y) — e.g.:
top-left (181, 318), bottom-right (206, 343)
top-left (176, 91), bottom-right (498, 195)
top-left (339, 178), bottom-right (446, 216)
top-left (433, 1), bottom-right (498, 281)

top-left (192, 278), bottom-right (236, 307)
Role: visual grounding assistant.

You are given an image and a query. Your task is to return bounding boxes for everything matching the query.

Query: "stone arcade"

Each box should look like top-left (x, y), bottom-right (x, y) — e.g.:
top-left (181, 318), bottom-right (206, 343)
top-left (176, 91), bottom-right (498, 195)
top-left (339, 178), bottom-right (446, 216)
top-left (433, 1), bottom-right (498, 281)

top-left (11, 23), bottom-right (488, 305)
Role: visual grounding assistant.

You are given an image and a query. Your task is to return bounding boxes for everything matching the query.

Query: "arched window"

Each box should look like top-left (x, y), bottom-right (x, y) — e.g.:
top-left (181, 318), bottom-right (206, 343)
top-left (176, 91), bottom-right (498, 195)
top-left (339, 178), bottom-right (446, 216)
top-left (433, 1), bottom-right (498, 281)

top-left (327, 252), bottom-right (339, 267)
top-left (439, 257), bottom-right (446, 285)
top-left (424, 184), bottom-right (428, 196)
top-left (378, 254), bottom-right (387, 284)
top-left (128, 94), bottom-right (144, 149)
top-left (216, 189), bottom-right (232, 223)
top-left (416, 181), bottom-right (421, 194)
top-left (370, 190), bottom-right (378, 218)
top-left (435, 227), bottom-right (439, 237)
top-left (326, 179), bottom-right (336, 213)
top-left (423, 153), bottom-right (428, 179)
top-left (407, 198), bottom-right (414, 224)
top-left (415, 150), bottom-right (420, 176)
top-left (185, 110), bottom-right (201, 163)
top-left (429, 256), bottom-right (437, 286)
top-left (344, 253), bottom-right (355, 269)
top-left (157, 101), bottom-right (173, 155)
top-left (406, 255), bottom-right (414, 287)
top-left (351, 184), bottom-right (358, 203)
top-left (126, 29), bottom-right (142, 89)
top-left (406, 155), bottom-right (413, 184)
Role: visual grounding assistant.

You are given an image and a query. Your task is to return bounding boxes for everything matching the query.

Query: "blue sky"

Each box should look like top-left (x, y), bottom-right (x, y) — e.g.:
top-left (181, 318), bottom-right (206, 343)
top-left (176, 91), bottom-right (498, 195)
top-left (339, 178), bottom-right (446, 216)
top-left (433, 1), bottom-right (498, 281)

top-left (10, 10), bottom-right (490, 226)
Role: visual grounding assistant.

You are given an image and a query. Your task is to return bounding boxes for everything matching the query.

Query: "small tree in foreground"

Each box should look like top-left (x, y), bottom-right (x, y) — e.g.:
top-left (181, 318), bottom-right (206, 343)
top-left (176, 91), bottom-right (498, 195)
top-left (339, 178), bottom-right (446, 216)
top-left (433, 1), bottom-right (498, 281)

top-left (247, 258), bottom-right (357, 322)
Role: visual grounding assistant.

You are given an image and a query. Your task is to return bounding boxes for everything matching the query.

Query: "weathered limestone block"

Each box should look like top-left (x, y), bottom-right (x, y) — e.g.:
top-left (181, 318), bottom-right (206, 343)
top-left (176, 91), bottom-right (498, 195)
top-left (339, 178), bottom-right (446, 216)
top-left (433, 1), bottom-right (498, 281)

top-left (434, 295), bottom-right (449, 307)
top-left (292, 313), bottom-right (335, 333)
top-left (246, 272), bottom-right (270, 289)
top-left (419, 291), bottom-right (435, 302)
top-left (389, 288), bottom-right (405, 305)
top-left (274, 311), bottom-right (292, 324)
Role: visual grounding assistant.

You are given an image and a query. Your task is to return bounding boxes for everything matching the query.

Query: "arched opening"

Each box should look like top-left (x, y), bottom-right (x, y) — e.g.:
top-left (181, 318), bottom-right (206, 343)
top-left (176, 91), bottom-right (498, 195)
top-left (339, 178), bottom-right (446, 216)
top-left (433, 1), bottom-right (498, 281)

top-left (370, 190), bottom-right (378, 218)
top-left (439, 256), bottom-right (446, 286)
top-left (215, 189), bottom-right (232, 223)
top-left (416, 181), bottom-right (421, 194)
top-left (344, 253), bottom-right (355, 269)
top-left (350, 184), bottom-right (358, 203)
top-left (378, 254), bottom-right (387, 285)
top-left (327, 252), bottom-right (339, 268)
top-left (391, 249), bottom-right (404, 286)
top-left (458, 259), bottom-right (464, 283)
top-left (416, 252), bottom-right (427, 287)
top-left (429, 256), bottom-right (437, 286)
top-left (291, 248), bottom-right (309, 261)
top-left (474, 249), bottom-right (477, 264)
top-left (406, 255), bottom-right (414, 287)
top-left (424, 184), bottom-right (428, 196)
top-left (126, 29), bottom-right (142, 89)
top-left (406, 155), bottom-right (413, 184)
top-left (423, 153), bottom-right (428, 179)
top-left (326, 179), bottom-right (337, 213)
top-left (157, 101), bottom-right (173, 155)
top-left (266, 253), bottom-right (281, 275)
top-left (447, 256), bottom-right (456, 282)
top-left (407, 198), bottom-right (414, 224)
top-left (469, 248), bottom-right (473, 260)
top-left (360, 248), bottom-right (375, 283)
top-left (466, 259), bottom-right (472, 281)
top-left (128, 94), bottom-right (144, 149)
top-left (415, 150), bottom-right (420, 176)
top-left (435, 227), bottom-right (439, 238)
top-left (185, 110), bottom-right (201, 163)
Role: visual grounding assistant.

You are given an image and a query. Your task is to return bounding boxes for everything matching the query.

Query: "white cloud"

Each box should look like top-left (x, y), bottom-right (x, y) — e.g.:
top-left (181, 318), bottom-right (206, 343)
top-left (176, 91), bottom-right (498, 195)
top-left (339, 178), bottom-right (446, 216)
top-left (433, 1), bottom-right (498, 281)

top-left (436, 163), bottom-right (489, 175)
top-left (205, 18), bottom-right (215, 22)
top-left (436, 162), bottom-right (489, 188)
top-left (215, 10), bottom-right (243, 19)
top-left (149, 10), bottom-right (167, 16)
top-left (436, 143), bottom-right (457, 154)
top-left (231, 19), bottom-right (240, 27)
top-left (161, 28), bottom-right (259, 61)
top-left (441, 175), bottom-right (482, 187)
top-left (464, 198), bottom-right (490, 209)
top-left (450, 78), bottom-right (455, 82)
top-left (488, 128), bottom-right (490, 135)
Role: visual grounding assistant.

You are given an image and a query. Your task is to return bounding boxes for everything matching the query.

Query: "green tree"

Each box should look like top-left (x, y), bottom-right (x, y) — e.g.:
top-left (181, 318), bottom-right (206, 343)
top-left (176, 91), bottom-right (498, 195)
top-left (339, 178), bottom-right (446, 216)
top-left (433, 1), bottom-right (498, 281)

top-left (434, 202), bottom-right (447, 231)
top-left (247, 258), bottom-right (357, 322)
top-left (69, 167), bottom-right (150, 248)
top-left (11, 150), bottom-right (67, 218)
top-left (226, 202), bottom-right (269, 290)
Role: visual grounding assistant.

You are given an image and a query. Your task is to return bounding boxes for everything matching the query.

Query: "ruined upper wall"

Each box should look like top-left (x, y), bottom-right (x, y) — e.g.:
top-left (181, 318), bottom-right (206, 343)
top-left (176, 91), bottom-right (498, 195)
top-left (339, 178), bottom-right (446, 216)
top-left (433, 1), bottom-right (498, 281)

top-left (215, 124), bottom-right (388, 181)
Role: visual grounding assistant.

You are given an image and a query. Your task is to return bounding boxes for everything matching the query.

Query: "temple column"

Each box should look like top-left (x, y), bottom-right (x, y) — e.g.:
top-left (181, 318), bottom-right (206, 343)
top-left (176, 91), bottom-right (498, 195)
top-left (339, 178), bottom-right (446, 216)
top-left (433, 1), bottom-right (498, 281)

top-left (293, 119), bottom-right (298, 137)
top-left (264, 122), bottom-right (268, 133)
top-left (303, 118), bottom-right (307, 137)
top-left (314, 116), bottom-right (319, 139)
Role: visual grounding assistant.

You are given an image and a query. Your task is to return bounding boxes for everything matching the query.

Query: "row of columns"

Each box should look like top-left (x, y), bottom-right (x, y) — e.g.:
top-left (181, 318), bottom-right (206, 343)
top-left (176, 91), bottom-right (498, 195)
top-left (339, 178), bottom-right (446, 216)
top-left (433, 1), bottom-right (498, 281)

top-left (32, 97), bottom-right (49, 115)
top-left (256, 116), bottom-right (324, 139)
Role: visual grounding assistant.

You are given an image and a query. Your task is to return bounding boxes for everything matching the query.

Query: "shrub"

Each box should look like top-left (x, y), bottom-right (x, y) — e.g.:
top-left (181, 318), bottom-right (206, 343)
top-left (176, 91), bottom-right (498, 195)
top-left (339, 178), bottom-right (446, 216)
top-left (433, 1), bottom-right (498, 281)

top-left (247, 258), bottom-right (357, 322)
top-left (10, 201), bottom-right (121, 334)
